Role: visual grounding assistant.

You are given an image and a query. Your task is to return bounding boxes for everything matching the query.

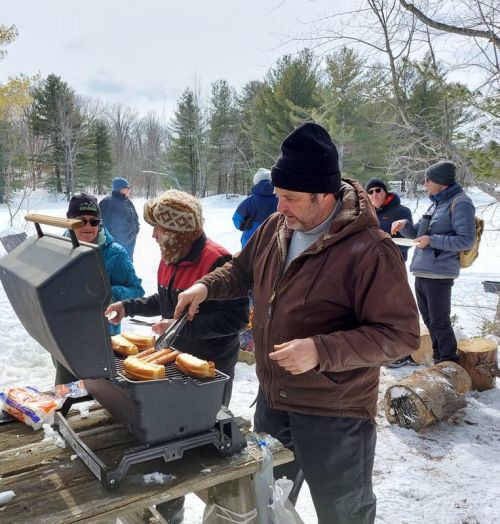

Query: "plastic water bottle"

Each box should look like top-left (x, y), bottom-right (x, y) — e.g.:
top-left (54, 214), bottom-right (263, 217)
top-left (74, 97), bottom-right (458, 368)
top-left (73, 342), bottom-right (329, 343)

top-left (254, 440), bottom-right (274, 524)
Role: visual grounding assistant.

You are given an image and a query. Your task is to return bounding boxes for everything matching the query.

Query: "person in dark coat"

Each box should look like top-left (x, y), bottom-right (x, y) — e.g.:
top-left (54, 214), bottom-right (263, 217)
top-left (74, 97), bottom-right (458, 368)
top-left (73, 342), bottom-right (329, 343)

top-left (173, 123), bottom-right (420, 524)
top-left (105, 189), bottom-right (248, 524)
top-left (365, 177), bottom-right (413, 261)
top-left (392, 161), bottom-right (476, 365)
top-left (232, 168), bottom-right (278, 247)
top-left (55, 193), bottom-right (145, 385)
top-left (99, 177), bottom-right (140, 261)
top-left (105, 189), bottom-right (249, 402)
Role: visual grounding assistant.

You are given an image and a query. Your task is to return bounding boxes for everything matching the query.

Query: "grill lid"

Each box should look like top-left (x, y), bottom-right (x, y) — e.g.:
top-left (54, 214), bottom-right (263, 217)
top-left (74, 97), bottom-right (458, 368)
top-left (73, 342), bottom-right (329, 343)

top-left (0, 215), bottom-right (116, 380)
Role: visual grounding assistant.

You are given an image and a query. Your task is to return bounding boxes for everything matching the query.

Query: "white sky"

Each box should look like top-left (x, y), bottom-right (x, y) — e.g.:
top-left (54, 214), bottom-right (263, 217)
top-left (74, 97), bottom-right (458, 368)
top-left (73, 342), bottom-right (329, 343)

top-left (1, 0), bottom-right (338, 118)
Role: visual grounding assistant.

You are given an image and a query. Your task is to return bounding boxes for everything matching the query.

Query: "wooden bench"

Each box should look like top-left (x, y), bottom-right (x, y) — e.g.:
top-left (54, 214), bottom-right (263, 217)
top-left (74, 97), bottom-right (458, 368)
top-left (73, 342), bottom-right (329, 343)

top-left (0, 404), bottom-right (294, 523)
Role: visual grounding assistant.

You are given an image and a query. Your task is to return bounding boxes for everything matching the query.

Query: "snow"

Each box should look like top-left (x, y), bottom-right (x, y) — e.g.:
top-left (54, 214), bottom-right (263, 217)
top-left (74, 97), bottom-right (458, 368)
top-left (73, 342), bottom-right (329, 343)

top-left (0, 189), bottom-right (499, 523)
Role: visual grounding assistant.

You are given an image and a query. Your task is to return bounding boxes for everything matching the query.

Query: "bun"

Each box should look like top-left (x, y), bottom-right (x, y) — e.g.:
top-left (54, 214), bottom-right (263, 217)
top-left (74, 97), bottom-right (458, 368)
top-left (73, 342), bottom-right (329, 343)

top-left (123, 356), bottom-right (165, 380)
top-left (121, 332), bottom-right (156, 350)
top-left (175, 353), bottom-right (216, 378)
top-left (111, 335), bottom-right (138, 356)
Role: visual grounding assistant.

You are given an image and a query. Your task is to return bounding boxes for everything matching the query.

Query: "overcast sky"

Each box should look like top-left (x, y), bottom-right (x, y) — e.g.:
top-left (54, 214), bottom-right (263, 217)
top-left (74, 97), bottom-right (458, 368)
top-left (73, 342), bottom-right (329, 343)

top-left (2, 0), bottom-right (339, 118)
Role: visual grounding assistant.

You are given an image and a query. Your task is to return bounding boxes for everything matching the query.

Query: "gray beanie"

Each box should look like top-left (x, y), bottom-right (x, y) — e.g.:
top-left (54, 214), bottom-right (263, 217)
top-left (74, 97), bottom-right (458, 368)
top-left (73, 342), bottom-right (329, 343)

top-left (425, 161), bottom-right (456, 185)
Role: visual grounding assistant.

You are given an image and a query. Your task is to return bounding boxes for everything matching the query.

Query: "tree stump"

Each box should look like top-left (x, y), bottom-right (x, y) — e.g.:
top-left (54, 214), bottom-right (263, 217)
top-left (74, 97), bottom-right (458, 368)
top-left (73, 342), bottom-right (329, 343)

top-left (458, 338), bottom-right (499, 391)
top-left (384, 361), bottom-right (471, 431)
top-left (411, 326), bottom-right (433, 365)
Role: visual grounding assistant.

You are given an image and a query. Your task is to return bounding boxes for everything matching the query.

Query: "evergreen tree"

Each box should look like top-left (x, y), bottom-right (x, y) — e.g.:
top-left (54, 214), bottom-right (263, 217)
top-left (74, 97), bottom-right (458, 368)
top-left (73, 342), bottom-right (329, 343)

top-left (78, 118), bottom-right (113, 194)
top-left (253, 49), bottom-right (321, 165)
top-left (208, 79), bottom-right (239, 194)
top-left (169, 88), bottom-right (205, 195)
top-left (317, 47), bottom-right (392, 182)
top-left (29, 74), bottom-right (73, 193)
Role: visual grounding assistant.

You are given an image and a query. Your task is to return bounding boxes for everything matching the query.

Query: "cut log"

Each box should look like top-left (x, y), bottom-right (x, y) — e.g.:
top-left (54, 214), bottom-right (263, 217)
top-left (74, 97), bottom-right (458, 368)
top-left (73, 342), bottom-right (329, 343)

top-left (384, 361), bottom-right (471, 431)
top-left (458, 338), bottom-right (499, 391)
top-left (411, 326), bottom-right (433, 365)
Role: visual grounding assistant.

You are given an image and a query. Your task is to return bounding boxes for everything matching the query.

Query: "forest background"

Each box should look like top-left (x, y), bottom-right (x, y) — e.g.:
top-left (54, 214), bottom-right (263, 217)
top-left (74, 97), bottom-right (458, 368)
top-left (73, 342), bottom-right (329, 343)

top-left (0, 0), bottom-right (499, 225)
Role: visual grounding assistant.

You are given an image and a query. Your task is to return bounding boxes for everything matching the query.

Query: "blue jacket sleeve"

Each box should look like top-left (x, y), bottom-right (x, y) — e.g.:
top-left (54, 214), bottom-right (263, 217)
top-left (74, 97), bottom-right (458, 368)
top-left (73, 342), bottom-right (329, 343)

top-left (109, 250), bottom-right (145, 302)
top-left (430, 199), bottom-right (476, 252)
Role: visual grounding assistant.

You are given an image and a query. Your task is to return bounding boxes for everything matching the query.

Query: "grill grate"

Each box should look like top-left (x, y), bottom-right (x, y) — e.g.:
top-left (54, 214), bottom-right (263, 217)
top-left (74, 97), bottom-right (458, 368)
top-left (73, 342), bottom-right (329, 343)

top-left (114, 354), bottom-right (227, 385)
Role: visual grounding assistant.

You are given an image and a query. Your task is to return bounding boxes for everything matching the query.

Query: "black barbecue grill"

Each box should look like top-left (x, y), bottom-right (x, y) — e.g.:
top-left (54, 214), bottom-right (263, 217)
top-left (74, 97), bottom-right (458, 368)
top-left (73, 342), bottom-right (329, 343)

top-left (0, 214), bottom-right (246, 488)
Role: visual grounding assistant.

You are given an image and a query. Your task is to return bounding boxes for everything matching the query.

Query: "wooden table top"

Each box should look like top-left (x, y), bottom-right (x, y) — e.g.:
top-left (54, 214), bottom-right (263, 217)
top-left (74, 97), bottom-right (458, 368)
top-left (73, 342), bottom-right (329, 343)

top-left (0, 404), bottom-right (293, 524)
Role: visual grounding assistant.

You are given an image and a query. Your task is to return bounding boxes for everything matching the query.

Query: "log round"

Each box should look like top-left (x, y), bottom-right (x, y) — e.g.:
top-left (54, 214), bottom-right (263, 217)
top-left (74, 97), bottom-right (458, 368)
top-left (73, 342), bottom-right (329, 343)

top-left (384, 362), bottom-right (471, 431)
top-left (458, 338), bottom-right (499, 391)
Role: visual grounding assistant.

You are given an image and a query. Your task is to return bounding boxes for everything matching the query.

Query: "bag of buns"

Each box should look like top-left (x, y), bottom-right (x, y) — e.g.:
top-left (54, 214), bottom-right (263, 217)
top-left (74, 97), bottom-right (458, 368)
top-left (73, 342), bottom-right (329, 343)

top-left (0, 386), bottom-right (59, 431)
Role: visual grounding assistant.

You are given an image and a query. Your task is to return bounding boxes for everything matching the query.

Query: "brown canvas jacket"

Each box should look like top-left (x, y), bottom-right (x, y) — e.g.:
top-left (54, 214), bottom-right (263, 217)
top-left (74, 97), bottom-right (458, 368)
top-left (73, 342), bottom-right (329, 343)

top-left (201, 179), bottom-right (420, 419)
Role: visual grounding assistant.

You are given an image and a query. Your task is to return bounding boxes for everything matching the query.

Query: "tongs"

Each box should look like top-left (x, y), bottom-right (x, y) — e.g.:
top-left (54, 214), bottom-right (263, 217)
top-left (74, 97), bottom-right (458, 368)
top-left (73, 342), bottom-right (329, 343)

top-left (154, 311), bottom-right (189, 350)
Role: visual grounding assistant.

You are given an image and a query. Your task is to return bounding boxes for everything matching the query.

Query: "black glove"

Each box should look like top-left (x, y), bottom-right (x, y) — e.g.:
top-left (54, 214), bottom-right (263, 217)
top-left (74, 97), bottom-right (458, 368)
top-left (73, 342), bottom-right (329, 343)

top-left (239, 217), bottom-right (254, 231)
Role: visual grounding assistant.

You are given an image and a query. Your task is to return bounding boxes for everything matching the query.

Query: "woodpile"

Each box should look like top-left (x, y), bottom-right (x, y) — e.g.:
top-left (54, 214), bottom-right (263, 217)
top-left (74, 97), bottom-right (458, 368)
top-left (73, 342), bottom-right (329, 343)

top-left (458, 338), bottom-right (499, 391)
top-left (384, 361), bottom-right (471, 431)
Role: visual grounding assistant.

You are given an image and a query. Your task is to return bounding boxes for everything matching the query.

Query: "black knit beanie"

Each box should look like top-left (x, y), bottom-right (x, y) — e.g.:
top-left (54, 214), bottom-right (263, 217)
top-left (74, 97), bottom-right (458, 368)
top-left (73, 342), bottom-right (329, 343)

top-left (67, 193), bottom-right (100, 218)
top-left (271, 122), bottom-right (341, 194)
top-left (365, 177), bottom-right (388, 193)
top-left (425, 161), bottom-right (456, 185)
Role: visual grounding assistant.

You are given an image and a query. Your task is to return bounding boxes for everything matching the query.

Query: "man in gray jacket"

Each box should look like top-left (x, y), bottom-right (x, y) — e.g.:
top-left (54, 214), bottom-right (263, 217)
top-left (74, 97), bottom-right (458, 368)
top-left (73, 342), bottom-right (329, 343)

top-left (392, 160), bottom-right (476, 364)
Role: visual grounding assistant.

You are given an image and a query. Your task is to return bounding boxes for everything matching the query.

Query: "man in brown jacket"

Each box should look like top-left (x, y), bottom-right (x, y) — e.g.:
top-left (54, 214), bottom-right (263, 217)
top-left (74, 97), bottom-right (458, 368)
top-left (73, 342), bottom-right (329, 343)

top-left (175, 122), bottom-right (420, 523)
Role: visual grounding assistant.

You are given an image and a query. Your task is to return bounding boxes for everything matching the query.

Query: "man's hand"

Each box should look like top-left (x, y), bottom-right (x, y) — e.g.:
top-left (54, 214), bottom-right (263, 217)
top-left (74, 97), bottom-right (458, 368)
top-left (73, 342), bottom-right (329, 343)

top-left (152, 318), bottom-right (175, 335)
top-left (105, 302), bottom-right (125, 325)
top-left (414, 235), bottom-right (430, 248)
top-left (391, 219), bottom-right (408, 235)
top-left (174, 283), bottom-right (208, 320)
top-left (269, 338), bottom-right (319, 375)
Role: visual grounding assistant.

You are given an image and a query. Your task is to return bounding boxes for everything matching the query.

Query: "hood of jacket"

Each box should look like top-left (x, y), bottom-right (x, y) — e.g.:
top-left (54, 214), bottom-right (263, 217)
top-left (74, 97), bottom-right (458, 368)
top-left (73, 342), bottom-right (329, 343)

top-left (252, 179), bottom-right (275, 197)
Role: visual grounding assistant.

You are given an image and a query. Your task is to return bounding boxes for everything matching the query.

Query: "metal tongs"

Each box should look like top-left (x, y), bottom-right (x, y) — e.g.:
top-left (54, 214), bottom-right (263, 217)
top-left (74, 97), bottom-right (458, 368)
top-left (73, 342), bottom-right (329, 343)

top-left (154, 311), bottom-right (189, 350)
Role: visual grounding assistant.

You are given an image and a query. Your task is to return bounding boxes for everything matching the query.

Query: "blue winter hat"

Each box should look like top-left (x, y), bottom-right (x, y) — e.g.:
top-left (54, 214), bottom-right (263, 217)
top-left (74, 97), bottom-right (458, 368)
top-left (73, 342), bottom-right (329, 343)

top-left (112, 177), bottom-right (129, 191)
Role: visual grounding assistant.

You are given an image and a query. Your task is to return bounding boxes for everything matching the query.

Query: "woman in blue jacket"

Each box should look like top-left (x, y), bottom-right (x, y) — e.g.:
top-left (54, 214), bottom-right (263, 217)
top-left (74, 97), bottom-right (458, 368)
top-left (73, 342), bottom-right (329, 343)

top-left (232, 168), bottom-right (278, 247)
top-left (55, 193), bottom-right (145, 385)
top-left (392, 161), bottom-right (476, 364)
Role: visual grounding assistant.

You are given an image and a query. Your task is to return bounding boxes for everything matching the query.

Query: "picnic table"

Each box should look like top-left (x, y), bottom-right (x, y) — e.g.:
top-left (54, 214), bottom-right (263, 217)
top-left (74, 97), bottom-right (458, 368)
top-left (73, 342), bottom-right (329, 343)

top-left (0, 403), bottom-right (294, 523)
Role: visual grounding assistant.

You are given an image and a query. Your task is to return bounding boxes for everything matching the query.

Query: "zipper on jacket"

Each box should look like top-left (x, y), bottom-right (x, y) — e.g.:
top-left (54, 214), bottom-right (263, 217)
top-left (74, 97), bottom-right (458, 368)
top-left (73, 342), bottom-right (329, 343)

top-left (267, 244), bottom-right (324, 319)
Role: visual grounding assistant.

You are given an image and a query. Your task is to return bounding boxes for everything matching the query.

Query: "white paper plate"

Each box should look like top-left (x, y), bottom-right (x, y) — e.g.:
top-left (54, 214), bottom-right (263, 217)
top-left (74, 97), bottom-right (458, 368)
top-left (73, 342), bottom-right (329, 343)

top-left (392, 238), bottom-right (417, 247)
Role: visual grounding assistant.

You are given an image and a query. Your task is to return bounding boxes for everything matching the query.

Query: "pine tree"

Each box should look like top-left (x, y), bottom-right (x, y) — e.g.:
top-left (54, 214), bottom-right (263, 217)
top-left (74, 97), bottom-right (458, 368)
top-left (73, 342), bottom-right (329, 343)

top-left (169, 88), bottom-right (205, 195)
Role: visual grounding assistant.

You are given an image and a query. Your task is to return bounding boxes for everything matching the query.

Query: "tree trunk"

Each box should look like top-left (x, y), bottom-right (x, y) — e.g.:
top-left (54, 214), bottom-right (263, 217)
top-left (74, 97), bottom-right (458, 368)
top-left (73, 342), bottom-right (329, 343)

top-left (458, 338), bottom-right (499, 391)
top-left (411, 326), bottom-right (433, 365)
top-left (384, 362), bottom-right (471, 431)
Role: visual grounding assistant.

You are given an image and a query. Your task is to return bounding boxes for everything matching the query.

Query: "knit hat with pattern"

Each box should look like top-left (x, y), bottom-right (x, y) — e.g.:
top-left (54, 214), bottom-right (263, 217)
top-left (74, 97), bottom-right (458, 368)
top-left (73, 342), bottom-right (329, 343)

top-left (144, 190), bottom-right (204, 263)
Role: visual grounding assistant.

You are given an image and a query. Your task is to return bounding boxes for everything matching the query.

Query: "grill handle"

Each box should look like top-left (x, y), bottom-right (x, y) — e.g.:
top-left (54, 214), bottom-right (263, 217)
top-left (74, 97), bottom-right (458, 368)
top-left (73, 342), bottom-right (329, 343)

top-left (25, 213), bottom-right (84, 248)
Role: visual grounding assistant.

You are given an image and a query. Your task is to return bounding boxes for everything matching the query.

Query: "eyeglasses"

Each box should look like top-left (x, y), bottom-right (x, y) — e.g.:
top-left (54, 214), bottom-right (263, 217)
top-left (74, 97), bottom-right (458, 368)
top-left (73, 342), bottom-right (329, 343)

top-left (77, 217), bottom-right (101, 227)
top-left (367, 188), bottom-right (383, 195)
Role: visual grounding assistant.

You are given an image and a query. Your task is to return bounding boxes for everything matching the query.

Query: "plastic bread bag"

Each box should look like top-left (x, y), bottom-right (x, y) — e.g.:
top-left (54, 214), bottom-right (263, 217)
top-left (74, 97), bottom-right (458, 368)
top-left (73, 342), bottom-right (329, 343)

top-left (272, 477), bottom-right (304, 524)
top-left (0, 386), bottom-right (59, 431)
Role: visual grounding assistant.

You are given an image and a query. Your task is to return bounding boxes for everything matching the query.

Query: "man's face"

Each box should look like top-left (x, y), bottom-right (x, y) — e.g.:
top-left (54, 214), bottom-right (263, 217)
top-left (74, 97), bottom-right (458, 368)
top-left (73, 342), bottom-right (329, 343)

top-left (424, 178), bottom-right (447, 196)
top-left (74, 215), bottom-right (100, 244)
top-left (152, 224), bottom-right (165, 245)
top-left (275, 188), bottom-right (334, 231)
top-left (120, 187), bottom-right (130, 198)
top-left (367, 187), bottom-right (387, 209)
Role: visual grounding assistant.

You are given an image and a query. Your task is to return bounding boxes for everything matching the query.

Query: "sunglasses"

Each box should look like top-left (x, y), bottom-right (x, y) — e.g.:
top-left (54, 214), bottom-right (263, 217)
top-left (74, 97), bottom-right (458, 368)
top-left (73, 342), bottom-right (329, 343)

top-left (77, 217), bottom-right (101, 227)
top-left (367, 188), bottom-right (384, 195)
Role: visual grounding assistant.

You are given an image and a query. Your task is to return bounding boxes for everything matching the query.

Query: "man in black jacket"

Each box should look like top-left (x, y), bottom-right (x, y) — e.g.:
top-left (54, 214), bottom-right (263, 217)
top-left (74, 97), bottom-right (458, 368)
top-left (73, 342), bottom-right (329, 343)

top-left (365, 177), bottom-right (413, 261)
top-left (99, 177), bottom-right (140, 261)
top-left (106, 189), bottom-right (248, 524)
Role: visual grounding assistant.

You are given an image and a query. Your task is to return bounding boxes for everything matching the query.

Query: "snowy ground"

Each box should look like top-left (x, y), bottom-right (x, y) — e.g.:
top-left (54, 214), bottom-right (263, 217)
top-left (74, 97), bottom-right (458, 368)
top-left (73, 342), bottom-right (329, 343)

top-left (0, 188), bottom-right (499, 523)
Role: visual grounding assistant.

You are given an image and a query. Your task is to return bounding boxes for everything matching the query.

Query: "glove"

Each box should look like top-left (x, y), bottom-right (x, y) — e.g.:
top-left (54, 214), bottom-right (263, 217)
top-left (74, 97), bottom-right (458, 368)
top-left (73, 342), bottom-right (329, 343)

top-left (239, 217), bottom-right (254, 231)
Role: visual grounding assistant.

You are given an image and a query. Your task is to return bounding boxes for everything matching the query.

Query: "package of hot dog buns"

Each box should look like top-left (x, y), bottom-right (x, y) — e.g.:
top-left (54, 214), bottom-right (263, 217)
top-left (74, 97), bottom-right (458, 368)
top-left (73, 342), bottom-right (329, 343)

top-left (0, 386), bottom-right (59, 430)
